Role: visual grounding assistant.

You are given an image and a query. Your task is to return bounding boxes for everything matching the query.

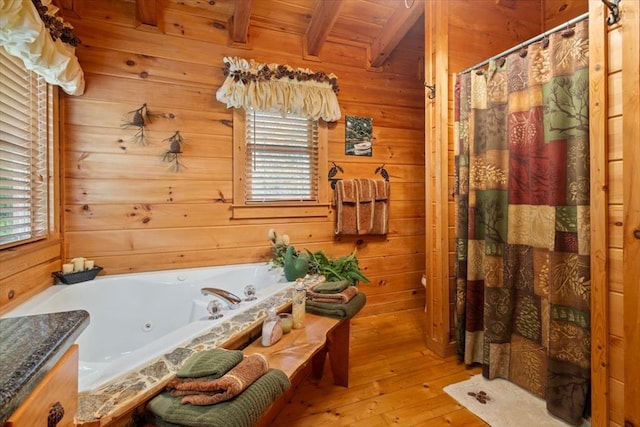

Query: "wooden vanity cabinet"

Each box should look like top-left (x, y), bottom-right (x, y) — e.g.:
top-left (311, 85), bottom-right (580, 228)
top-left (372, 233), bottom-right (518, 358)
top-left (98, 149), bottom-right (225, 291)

top-left (5, 345), bottom-right (79, 427)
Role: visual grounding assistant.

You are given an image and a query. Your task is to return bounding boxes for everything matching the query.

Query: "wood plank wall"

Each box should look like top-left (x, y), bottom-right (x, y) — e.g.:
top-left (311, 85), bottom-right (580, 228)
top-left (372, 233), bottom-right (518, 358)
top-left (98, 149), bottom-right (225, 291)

top-left (50, 0), bottom-right (426, 317)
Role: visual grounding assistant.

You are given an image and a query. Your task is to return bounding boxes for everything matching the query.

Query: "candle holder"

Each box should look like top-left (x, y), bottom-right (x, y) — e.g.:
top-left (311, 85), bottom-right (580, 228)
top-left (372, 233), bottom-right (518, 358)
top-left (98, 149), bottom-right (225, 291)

top-left (52, 266), bottom-right (103, 284)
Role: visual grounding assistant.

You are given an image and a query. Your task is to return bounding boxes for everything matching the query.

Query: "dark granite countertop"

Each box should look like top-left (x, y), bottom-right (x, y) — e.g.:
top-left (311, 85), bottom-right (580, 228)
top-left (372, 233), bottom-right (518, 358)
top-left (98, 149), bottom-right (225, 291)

top-left (0, 310), bottom-right (90, 425)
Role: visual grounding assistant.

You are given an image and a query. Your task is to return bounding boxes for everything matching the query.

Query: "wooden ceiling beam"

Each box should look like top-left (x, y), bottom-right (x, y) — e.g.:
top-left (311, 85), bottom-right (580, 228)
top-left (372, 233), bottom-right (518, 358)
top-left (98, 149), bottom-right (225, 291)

top-left (136, 0), bottom-right (159, 27)
top-left (231, 0), bottom-right (253, 44)
top-left (304, 0), bottom-right (345, 57)
top-left (369, 0), bottom-right (424, 67)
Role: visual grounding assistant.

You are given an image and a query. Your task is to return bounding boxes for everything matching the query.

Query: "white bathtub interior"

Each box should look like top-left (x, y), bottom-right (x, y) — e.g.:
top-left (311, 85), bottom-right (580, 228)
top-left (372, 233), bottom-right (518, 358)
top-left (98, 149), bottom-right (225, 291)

top-left (2, 262), bottom-right (288, 392)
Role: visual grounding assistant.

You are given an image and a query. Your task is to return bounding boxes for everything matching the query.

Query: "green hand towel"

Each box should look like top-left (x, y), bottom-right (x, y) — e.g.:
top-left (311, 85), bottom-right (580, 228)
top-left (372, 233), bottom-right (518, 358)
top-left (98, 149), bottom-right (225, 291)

top-left (176, 348), bottom-right (244, 378)
top-left (311, 279), bottom-right (350, 294)
top-left (147, 369), bottom-right (291, 427)
top-left (305, 292), bottom-right (367, 320)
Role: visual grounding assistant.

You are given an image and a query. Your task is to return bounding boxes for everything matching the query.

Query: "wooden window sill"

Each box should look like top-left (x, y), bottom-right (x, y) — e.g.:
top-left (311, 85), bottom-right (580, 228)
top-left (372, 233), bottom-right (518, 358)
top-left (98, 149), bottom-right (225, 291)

top-left (230, 203), bottom-right (331, 220)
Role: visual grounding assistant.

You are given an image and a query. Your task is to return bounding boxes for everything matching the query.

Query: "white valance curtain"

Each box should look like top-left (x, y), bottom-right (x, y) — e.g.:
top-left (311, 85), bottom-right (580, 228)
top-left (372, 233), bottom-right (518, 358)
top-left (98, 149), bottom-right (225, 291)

top-left (0, 0), bottom-right (85, 95)
top-left (216, 57), bottom-right (341, 122)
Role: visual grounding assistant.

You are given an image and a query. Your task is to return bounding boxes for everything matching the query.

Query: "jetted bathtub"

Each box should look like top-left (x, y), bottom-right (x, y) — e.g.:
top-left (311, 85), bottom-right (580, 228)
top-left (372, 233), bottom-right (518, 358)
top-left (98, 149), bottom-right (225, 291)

top-left (2, 262), bottom-right (288, 392)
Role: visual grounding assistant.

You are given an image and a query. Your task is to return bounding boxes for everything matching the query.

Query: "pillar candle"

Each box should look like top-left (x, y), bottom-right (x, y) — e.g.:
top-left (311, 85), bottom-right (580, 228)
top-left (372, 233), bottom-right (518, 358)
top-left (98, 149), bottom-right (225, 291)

top-left (84, 259), bottom-right (95, 270)
top-left (62, 263), bottom-right (74, 274)
top-left (72, 257), bottom-right (85, 272)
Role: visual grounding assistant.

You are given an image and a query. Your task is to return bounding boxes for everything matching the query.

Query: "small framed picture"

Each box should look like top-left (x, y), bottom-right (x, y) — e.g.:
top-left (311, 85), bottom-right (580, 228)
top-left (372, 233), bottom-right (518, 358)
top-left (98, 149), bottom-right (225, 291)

top-left (345, 115), bottom-right (372, 156)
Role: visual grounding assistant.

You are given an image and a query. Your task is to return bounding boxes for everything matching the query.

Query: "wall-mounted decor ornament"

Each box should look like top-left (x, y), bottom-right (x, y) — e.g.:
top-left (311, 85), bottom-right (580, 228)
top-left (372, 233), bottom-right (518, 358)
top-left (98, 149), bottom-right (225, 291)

top-left (161, 131), bottom-right (185, 172)
top-left (345, 115), bottom-right (373, 156)
top-left (121, 103), bottom-right (159, 145)
top-left (375, 164), bottom-right (390, 181)
top-left (328, 162), bottom-right (344, 190)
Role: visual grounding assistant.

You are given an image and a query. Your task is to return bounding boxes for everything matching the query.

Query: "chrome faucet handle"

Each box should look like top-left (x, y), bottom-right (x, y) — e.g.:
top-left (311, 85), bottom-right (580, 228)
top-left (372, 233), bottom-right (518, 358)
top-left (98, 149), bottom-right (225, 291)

top-left (207, 300), bottom-right (224, 320)
top-left (244, 284), bottom-right (257, 301)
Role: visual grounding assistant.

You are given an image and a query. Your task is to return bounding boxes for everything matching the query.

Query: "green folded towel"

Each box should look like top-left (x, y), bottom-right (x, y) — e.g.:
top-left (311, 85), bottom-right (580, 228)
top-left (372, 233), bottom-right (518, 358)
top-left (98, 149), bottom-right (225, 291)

top-left (177, 348), bottom-right (244, 378)
top-left (305, 292), bottom-right (367, 319)
top-left (147, 369), bottom-right (291, 427)
top-left (312, 279), bottom-right (350, 294)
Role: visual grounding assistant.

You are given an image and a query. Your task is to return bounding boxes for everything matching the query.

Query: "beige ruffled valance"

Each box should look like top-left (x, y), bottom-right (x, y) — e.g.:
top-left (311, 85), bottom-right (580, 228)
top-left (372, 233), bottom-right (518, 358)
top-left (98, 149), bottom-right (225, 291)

top-left (216, 57), bottom-right (341, 122)
top-left (0, 0), bottom-right (85, 95)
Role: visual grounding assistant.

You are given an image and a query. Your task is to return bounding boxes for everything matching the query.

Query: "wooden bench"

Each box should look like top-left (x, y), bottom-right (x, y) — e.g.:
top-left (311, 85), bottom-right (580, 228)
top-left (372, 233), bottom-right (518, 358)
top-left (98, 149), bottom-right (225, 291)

top-left (246, 313), bottom-right (350, 426)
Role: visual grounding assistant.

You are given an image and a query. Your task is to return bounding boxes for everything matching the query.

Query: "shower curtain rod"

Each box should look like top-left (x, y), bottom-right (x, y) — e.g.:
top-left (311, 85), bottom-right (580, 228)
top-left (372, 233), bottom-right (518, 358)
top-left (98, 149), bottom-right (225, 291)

top-left (458, 12), bottom-right (589, 75)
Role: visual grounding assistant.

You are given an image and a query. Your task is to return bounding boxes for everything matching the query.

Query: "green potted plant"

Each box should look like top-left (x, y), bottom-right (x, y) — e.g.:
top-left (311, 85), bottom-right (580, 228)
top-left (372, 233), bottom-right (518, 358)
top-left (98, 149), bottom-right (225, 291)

top-left (267, 229), bottom-right (369, 285)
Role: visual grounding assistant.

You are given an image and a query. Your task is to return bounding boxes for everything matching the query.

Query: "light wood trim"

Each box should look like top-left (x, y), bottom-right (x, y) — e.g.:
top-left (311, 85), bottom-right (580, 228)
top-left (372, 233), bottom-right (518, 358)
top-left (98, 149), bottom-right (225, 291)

top-left (230, 0), bottom-right (252, 44)
top-left (435, 0), bottom-right (453, 357)
top-left (304, 0), bottom-right (344, 58)
top-left (423, 0), bottom-right (454, 357)
top-left (369, 0), bottom-right (424, 68)
top-left (233, 108), bottom-right (247, 206)
top-left (423, 0), bottom-right (435, 351)
top-left (588, 2), bottom-right (610, 426)
top-left (231, 203), bottom-right (331, 219)
top-left (5, 345), bottom-right (79, 427)
top-left (621, 0), bottom-right (640, 425)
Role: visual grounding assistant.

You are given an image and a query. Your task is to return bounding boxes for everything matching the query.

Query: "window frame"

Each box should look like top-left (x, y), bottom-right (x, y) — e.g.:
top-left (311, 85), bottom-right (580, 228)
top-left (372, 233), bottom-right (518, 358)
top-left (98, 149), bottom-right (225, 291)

top-left (231, 108), bottom-right (330, 220)
top-left (0, 48), bottom-right (60, 250)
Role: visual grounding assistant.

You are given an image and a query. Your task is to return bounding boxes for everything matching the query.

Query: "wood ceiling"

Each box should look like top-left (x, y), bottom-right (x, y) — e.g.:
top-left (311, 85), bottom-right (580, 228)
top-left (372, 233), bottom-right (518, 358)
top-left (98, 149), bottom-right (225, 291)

top-left (131, 0), bottom-right (425, 67)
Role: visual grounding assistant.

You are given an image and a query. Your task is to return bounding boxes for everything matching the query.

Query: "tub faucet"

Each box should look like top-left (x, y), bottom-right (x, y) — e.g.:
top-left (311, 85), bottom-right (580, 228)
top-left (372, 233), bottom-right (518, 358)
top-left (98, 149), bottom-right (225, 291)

top-left (201, 288), bottom-right (242, 310)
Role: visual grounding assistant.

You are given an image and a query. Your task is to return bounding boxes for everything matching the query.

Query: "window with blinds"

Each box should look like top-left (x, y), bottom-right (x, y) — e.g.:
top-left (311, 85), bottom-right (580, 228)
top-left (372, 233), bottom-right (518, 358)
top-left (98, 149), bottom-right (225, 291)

top-left (245, 110), bottom-right (318, 202)
top-left (0, 48), bottom-right (52, 247)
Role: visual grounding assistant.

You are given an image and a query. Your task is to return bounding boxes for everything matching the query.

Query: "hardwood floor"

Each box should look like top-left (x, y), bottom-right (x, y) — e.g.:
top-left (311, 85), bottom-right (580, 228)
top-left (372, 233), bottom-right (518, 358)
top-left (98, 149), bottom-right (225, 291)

top-left (271, 308), bottom-right (488, 426)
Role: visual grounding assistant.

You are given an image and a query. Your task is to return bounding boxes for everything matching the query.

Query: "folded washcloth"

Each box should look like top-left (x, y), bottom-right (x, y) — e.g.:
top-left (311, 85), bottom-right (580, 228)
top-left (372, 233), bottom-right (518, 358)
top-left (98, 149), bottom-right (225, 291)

top-left (175, 348), bottom-right (244, 379)
top-left (307, 285), bottom-right (358, 304)
top-left (167, 353), bottom-right (269, 406)
top-left (148, 368), bottom-right (291, 427)
top-left (311, 279), bottom-right (350, 294)
top-left (305, 292), bottom-right (367, 320)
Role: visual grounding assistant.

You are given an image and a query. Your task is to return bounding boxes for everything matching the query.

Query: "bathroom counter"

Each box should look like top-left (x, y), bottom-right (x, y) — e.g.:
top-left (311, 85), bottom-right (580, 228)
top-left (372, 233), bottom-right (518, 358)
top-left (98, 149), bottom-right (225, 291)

top-left (0, 310), bottom-right (90, 425)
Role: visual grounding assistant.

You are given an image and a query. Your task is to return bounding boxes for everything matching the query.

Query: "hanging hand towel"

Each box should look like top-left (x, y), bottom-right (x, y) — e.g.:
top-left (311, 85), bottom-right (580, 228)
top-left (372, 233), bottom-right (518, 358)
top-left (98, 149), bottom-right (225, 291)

top-left (371, 179), bottom-right (389, 235)
top-left (355, 179), bottom-right (375, 235)
top-left (334, 179), bottom-right (358, 235)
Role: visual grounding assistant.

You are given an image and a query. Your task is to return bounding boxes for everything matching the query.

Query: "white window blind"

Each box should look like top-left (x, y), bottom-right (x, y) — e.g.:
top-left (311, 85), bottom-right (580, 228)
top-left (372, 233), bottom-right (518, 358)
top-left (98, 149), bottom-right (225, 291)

top-left (0, 48), bottom-right (51, 246)
top-left (245, 110), bottom-right (318, 202)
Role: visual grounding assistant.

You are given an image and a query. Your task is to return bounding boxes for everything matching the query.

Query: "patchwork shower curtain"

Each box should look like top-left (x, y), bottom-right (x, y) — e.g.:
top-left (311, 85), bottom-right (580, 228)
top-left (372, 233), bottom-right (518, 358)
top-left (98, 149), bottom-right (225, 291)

top-left (454, 20), bottom-right (590, 425)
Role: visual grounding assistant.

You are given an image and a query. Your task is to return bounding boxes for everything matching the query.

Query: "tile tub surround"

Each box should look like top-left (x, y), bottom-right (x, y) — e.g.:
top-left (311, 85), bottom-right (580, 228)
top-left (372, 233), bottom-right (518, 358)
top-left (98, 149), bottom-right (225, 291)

top-left (74, 276), bottom-right (323, 426)
top-left (0, 310), bottom-right (90, 425)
